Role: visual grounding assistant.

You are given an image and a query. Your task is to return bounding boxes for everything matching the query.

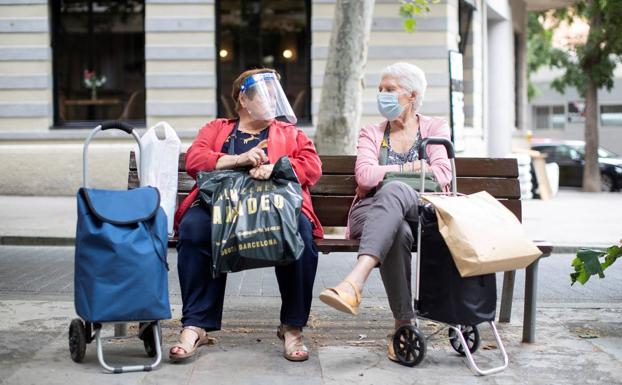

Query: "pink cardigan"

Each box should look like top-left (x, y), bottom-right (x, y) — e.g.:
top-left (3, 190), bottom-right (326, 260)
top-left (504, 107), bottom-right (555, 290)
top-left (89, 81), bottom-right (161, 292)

top-left (346, 114), bottom-right (453, 238)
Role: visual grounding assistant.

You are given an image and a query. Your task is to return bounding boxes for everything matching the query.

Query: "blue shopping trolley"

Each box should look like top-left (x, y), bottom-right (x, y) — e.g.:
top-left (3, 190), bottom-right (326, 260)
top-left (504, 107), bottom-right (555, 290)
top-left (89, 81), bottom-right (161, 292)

top-left (68, 121), bottom-right (171, 373)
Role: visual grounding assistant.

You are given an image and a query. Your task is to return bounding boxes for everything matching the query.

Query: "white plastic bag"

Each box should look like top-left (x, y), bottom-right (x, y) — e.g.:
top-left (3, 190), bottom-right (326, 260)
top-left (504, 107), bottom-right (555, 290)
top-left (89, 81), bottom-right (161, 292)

top-left (139, 121), bottom-right (181, 235)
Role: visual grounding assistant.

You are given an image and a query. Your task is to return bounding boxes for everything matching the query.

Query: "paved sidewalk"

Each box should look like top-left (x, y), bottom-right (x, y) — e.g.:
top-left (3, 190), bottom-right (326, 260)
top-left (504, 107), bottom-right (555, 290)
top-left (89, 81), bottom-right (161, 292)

top-left (2, 246), bottom-right (622, 304)
top-left (0, 190), bottom-right (621, 384)
top-left (1, 297), bottom-right (621, 384)
top-left (521, 190), bottom-right (622, 250)
top-left (1, 245), bottom-right (621, 384)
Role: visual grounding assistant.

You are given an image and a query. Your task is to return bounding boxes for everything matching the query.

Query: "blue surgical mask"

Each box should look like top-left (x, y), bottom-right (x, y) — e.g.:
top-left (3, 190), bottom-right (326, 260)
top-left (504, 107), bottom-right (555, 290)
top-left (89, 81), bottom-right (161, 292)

top-left (377, 92), bottom-right (404, 121)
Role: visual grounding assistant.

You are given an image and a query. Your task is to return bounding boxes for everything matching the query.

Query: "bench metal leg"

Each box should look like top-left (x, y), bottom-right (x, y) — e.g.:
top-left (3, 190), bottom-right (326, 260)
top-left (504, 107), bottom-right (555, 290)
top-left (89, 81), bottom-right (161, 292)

top-left (114, 323), bottom-right (127, 337)
top-left (499, 270), bottom-right (516, 323)
top-left (522, 259), bottom-right (539, 343)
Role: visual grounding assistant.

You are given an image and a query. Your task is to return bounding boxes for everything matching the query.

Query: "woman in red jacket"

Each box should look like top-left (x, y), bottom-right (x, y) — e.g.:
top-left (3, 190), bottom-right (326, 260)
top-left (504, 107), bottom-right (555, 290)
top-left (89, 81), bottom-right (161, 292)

top-left (170, 68), bottom-right (323, 362)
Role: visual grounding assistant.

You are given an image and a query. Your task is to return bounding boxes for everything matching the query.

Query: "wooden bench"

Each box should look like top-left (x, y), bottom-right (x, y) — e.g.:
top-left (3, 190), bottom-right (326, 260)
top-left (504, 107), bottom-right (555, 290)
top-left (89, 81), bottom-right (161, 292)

top-left (128, 152), bottom-right (553, 343)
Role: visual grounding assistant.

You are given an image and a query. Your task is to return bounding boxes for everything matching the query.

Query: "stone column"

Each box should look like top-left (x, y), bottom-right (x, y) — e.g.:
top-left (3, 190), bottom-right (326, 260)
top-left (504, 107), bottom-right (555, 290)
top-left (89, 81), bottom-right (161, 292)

top-left (485, 3), bottom-right (514, 157)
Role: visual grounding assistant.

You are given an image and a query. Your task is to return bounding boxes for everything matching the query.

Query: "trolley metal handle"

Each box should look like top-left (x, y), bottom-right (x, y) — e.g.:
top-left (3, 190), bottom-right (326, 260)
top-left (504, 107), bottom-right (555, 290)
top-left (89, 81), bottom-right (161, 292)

top-left (418, 137), bottom-right (456, 161)
top-left (83, 121), bottom-right (143, 188)
top-left (100, 120), bottom-right (134, 134)
top-left (417, 136), bottom-right (457, 195)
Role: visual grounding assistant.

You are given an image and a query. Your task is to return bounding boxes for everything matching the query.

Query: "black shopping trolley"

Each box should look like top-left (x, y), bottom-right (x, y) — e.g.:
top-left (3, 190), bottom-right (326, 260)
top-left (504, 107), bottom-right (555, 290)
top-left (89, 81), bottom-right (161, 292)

top-left (391, 138), bottom-right (508, 375)
top-left (68, 121), bottom-right (171, 373)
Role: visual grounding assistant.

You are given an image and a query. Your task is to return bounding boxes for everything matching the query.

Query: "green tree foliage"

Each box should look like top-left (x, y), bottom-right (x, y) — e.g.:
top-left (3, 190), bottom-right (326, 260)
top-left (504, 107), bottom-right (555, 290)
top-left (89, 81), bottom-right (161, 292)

top-left (571, 241), bottom-right (622, 285)
top-left (527, 1), bottom-right (622, 192)
top-left (546, 2), bottom-right (622, 97)
top-left (528, 2), bottom-right (622, 98)
top-left (399, 0), bottom-right (440, 32)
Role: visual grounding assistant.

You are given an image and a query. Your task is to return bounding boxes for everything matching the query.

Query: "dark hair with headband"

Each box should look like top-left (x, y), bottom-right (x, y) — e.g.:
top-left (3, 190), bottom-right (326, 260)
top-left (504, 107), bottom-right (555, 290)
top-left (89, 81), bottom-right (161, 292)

top-left (231, 68), bottom-right (280, 112)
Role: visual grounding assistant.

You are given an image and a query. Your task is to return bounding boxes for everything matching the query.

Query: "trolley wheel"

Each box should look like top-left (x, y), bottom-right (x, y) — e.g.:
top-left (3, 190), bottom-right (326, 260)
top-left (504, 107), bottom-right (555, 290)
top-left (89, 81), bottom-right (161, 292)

top-left (68, 318), bottom-right (87, 363)
top-left (448, 325), bottom-right (480, 356)
top-left (393, 325), bottom-right (426, 367)
top-left (140, 322), bottom-right (161, 358)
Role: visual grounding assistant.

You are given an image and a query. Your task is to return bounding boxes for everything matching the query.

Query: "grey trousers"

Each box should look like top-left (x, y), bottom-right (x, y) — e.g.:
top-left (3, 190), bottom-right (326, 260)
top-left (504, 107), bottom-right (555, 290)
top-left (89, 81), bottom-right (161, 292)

top-left (349, 182), bottom-right (419, 320)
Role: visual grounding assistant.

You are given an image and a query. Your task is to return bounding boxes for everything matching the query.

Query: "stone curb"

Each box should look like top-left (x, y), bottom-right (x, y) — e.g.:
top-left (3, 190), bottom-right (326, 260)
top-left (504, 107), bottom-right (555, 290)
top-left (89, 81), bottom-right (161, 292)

top-left (0, 236), bottom-right (74, 246)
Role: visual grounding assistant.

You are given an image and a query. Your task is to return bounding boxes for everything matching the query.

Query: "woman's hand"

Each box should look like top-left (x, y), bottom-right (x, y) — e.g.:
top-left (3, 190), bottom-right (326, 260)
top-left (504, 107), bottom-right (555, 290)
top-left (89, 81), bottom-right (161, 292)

top-left (249, 164), bottom-right (274, 180)
top-left (237, 139), bottom-right (268, 167)
top-left (403, 161), bottom-right (427, 173)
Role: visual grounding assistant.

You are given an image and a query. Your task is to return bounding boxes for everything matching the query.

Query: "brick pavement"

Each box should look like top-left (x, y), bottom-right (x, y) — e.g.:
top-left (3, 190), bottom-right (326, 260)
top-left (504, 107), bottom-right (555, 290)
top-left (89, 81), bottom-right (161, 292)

top-left (2, 245), bottom-right (621, 305)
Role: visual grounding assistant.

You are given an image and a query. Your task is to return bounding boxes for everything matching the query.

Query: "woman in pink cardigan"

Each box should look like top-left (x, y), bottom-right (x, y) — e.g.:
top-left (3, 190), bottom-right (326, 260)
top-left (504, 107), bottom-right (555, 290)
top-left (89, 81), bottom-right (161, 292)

top-left (319, 62), bottom-right (452, 362)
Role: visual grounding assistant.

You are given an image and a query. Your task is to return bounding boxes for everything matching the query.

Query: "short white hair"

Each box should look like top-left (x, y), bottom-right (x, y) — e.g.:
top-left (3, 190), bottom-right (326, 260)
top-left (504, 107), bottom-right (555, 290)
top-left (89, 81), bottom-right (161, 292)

top-left (380, 62), bottom-right (427, 110)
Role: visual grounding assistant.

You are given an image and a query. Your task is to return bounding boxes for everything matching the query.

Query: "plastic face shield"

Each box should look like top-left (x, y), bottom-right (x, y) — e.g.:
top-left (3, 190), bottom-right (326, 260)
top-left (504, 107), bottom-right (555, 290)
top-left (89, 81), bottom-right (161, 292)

top-left (240, 72), bottom-right (296, 124)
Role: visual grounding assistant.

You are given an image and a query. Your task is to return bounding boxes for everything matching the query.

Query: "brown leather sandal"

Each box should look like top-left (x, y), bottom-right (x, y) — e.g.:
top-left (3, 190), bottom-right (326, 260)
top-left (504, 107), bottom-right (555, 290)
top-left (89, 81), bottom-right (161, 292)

top-left (387, 333), bottom-right (399, 362)
top-left (319, 278), bottom-right (362, 315)
top-left (169, 326), bottom-right (210, 362)
top-left (277, 324), bottom-right (309, 362)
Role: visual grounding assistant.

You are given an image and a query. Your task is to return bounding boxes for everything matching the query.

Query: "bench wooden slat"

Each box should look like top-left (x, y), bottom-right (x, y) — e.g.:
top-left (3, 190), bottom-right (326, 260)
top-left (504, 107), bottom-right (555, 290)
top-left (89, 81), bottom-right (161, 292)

top-left (130, 152), bottom-right (522, 222)
top-left (128, 151), bottom-right (549, 344)
top-left (311, 196), bottom-right (354, 227)
top-left (130, 152), bottom-right (520, 179)
top-left (316, 238), bottom-right (360, 253)
top-left (316, 238), bottom-right (552, 255)
top-left (131, 153), bottom-right (355, 173)
top-left (317, 155), bottom-right (520, 178)
top-left (310, 175), bottom-right (357, 195)
top-left (455, 158), bottom-right (519, 178)
top-left (310, 176), bottom-right (520, 198)
top-left (130, 151), bottom-right (186, 172)
top-left (457, 178), bottom-right (521, 199)
top-left (128, 171), bottom-right (196, 192)
top-left (318, 155), bottom-right (357, 175)
top-left (311, 196), bottom-right (522, 226)
top-left (135, 192), bottom-right (520, 227)
top-left (130, 171), bottom-right (520, 200)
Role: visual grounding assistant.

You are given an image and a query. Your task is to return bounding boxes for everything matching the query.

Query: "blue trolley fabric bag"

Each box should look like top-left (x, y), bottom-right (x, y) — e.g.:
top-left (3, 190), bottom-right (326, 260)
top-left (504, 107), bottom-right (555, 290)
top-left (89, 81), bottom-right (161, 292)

top-left (74, 186), bottom-right (171, 323)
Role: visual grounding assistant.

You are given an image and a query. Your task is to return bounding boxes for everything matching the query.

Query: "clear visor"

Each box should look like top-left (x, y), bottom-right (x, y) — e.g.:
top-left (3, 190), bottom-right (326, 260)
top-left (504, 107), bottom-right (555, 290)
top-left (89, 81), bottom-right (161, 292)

top-left (240, 73), bottom-right (296, 124)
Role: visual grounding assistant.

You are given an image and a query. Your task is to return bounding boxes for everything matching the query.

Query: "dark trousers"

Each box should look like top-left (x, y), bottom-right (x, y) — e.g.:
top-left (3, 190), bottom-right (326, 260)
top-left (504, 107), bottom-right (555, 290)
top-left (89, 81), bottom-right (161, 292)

top-left (176, 205), bottom-right (318, 331)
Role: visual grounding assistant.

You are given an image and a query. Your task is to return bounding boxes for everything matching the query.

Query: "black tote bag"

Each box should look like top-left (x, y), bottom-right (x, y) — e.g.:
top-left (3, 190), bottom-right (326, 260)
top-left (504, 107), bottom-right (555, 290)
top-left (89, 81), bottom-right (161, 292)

top-left (416, 204), bottom-right (497, 325)
top-left (197, 156), bottom-right (305, 277)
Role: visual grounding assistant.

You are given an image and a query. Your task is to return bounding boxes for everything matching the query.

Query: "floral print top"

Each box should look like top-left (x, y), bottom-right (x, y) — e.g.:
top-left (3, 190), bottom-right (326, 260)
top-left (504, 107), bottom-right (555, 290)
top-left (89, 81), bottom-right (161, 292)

top-left (385, 129), bottom-right (423, 166)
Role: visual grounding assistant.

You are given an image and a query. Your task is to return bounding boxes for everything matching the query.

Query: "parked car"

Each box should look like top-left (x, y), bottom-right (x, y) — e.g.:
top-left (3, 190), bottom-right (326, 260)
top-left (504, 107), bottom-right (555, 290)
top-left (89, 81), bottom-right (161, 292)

top-left (531, 140), bottom-right (622, 192)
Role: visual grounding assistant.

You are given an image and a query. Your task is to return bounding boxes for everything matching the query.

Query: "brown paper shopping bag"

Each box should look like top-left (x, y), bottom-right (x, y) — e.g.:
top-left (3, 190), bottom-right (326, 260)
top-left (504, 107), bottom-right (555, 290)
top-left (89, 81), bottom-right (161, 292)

top-left (422, 191), bottom-right (542, 277)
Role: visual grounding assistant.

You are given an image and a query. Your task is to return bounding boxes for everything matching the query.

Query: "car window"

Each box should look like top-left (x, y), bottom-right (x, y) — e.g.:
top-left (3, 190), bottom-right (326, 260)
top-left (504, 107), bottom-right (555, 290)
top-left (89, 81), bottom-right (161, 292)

top-left (569, 144), bottom-right (618, 159)
top-left (598, 147), bottom-right (618, 158)
top-left (568, 147), bottom-right (582, 161)
top-left (554, 146), bottom-right (569, 160)
top-left (533, 146), bottom-right (555, 160)
top-left (555, 145), bottom-right (581, 161)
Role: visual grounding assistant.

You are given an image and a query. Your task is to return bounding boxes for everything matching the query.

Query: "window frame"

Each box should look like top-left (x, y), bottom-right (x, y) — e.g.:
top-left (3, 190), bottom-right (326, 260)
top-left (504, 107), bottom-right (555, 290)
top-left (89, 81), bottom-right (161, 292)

top-left (599, 104), bottom-right (622, 128)
top-left (532, 104), bottom-right (566, 130)
top-left (214, 0), bottom-right (312, 124)
top-left (50, 0), bottom-right (146, 128)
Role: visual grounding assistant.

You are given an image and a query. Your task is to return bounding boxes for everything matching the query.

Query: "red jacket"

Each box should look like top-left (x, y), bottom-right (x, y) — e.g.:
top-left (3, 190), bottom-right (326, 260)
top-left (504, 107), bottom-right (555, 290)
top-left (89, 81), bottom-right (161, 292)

top-left (174, 118), bottom-right (324, 239)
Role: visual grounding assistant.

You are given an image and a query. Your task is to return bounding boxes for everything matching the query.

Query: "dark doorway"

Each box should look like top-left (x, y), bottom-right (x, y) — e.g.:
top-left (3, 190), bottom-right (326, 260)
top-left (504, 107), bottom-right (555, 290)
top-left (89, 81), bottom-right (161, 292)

top-left (216, 0), bottom-right (311, 123)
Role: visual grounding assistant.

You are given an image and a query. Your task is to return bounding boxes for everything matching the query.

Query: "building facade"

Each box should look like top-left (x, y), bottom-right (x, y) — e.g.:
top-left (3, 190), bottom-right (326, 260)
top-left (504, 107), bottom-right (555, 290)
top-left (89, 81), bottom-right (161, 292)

top-left (529, 65), bottom-right (622, 155)
top-left (0, 0), bottom-right (569, 195)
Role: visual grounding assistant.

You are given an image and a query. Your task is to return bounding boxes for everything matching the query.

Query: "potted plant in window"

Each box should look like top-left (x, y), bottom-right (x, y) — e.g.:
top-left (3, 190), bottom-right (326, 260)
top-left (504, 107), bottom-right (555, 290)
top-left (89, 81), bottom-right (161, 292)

top-left (83, 70), bottom-right (106, 100)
